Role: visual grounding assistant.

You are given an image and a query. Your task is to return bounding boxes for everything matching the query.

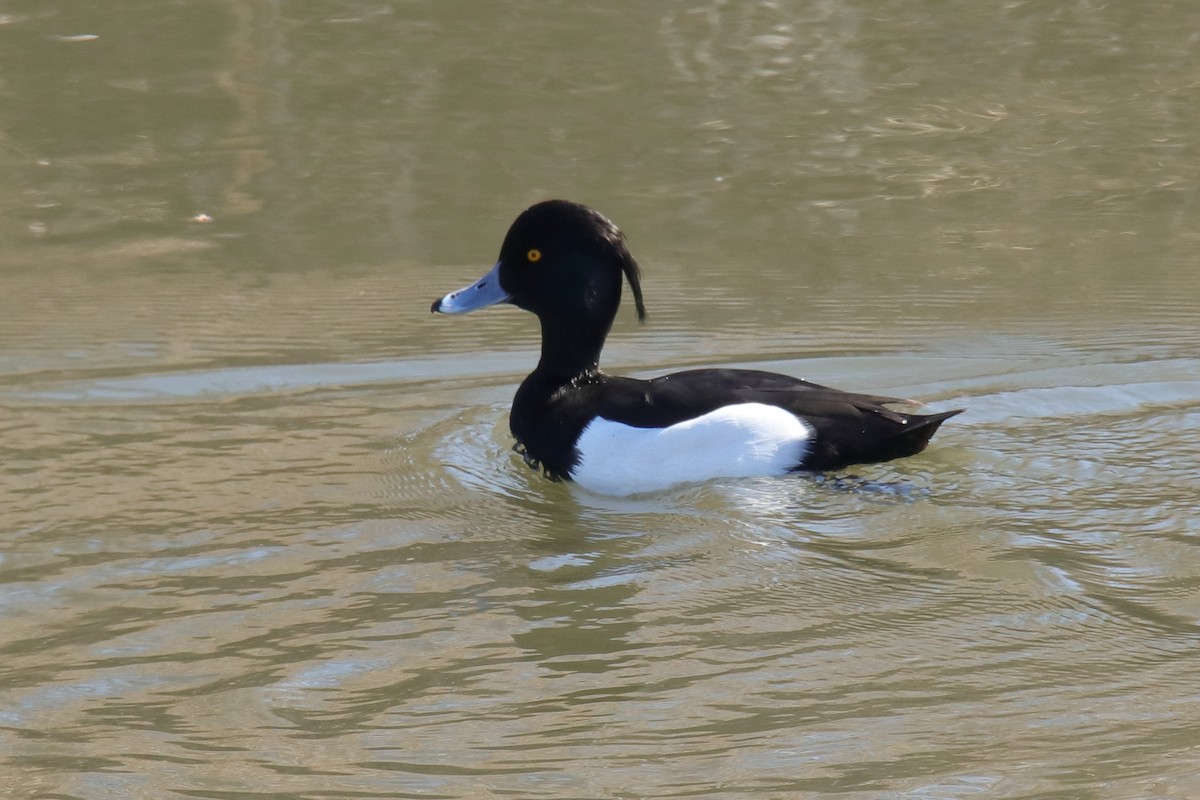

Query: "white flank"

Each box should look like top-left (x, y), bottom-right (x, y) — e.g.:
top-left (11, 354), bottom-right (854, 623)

top-left (571, 402), bottom-right (812, 496)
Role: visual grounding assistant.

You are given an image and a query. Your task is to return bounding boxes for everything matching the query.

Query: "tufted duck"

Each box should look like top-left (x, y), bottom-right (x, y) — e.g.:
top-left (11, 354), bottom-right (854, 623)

top-left (432, 200), bottom-right (962, 495)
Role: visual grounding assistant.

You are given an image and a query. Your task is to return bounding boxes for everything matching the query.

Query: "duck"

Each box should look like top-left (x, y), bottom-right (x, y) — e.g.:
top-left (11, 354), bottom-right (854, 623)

top-left (432, 199), bottom-right (962, 496)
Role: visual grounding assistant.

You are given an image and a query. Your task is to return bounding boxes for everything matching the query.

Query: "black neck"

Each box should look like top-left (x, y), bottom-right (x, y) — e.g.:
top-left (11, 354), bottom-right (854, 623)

top-left (534, 313), bottom-right (611, 380)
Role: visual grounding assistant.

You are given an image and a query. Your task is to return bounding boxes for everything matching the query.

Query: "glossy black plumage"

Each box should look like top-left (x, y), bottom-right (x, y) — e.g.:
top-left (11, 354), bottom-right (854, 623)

top-left (512, 367), bottom-right (961, 481)
top-left (433, 199), bottom-right (962, 490)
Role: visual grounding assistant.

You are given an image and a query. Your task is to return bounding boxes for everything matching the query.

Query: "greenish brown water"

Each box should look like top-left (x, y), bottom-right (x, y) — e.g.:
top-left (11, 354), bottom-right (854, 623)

top-left (3, 2), bottom-right (1200, 798)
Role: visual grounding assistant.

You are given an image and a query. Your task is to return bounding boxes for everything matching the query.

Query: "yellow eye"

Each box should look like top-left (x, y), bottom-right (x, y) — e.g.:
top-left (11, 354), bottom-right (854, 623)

top-left (526, 248), bottom-right (542, 263)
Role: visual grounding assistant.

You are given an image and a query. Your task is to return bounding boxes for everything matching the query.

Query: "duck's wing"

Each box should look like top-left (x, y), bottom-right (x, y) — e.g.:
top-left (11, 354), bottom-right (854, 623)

top-left (592, 368), bottom-right (904, 424)
top-left (594, 368), bottom-right (962, 471)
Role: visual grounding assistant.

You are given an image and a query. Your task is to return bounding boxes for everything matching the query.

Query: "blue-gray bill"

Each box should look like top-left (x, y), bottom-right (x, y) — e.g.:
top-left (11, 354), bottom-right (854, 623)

top-left (430, 262), bottom-right (510, 314)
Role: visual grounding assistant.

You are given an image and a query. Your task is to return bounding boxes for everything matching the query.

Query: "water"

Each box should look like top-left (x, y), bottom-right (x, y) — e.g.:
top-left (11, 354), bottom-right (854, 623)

top-left (3, 2), bottom-right (1200, 798)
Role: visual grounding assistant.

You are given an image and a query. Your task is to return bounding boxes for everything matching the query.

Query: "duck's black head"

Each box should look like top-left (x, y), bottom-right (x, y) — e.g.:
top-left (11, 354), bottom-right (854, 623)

top-left (432, 200), bottom-right (646, 374)
top-left (499, 200), bottom-right (646, 323)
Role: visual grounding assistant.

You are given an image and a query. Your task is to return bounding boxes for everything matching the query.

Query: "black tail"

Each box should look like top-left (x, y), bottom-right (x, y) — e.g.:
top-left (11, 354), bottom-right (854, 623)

top-left (803, 407), bottom-right (964, 471)
top-left (893, 408), bottom-right (964, 459)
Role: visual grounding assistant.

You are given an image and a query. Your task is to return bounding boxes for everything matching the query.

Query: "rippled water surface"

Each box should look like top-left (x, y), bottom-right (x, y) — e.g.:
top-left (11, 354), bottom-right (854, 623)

top-left (3, 2), bottom-right (1200, 798)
